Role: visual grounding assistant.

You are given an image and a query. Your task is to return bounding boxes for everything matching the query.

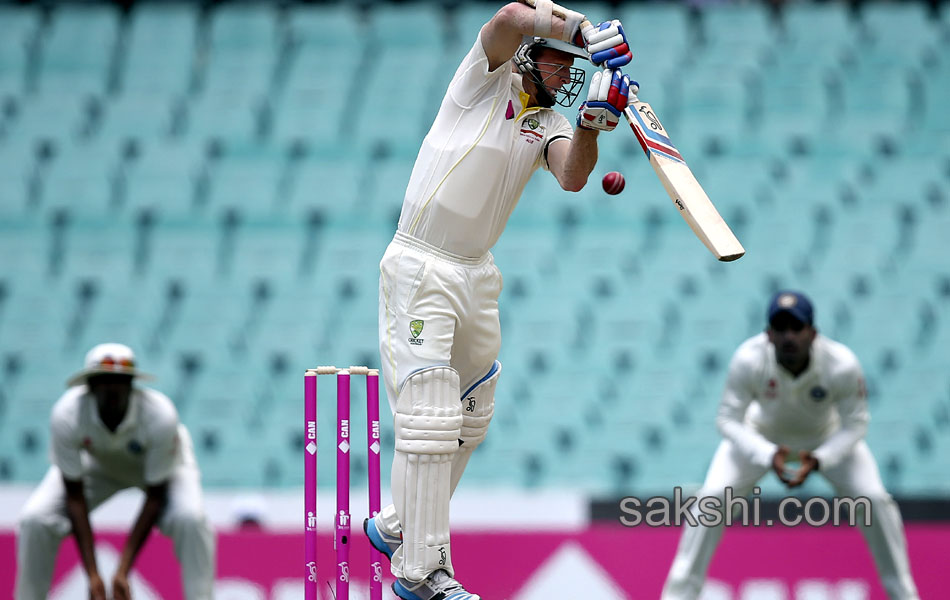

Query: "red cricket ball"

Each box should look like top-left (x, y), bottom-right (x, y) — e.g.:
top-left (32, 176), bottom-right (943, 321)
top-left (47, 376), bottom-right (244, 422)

top-left (602, 171), bottom-right (625, 195)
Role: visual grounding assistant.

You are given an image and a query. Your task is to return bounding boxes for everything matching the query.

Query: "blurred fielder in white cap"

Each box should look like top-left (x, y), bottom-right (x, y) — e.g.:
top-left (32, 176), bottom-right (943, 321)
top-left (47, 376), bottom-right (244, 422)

top-left (15, 343), bottom-right (215, 600)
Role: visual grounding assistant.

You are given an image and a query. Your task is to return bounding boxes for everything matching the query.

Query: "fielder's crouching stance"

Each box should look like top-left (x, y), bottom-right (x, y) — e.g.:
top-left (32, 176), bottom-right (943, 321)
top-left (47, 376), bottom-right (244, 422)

top-left (365, 0), bottom-right (634, 597)
top-left (662, 291), bottom-right (919, 600)
top-left (15, 343), bottom-right (215, 600)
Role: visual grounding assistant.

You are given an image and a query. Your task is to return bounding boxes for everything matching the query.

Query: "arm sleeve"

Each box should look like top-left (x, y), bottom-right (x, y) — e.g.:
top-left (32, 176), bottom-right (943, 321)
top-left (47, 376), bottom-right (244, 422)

top-left (50, 402), bottom-right (83, 480)
top-left (716, 348), bottom-right (779, 468)
top-left (144, 418), bottom-right (180, 485)
top-left (811, 358), bottom-right (870, 470)
top-left (448, 30), bottom-right (512, 108)
top-left (540, 113), bottom-right (575, 171)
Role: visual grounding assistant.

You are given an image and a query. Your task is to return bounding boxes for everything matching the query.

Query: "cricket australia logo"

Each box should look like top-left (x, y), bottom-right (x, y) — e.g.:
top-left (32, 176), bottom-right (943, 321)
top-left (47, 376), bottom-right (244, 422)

top-left (519, 117), bottom-right (545, 144)
top-left (409, 319), bottom-right (425, 345)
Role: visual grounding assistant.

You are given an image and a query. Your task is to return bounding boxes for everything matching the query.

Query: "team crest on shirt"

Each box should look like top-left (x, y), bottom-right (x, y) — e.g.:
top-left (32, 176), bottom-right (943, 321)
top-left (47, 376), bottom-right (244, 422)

top-left (408, 320), bottom-right (424, 345)
top-left (519, 117), bottom-right (545, 144)
top-left (810, 386), bottom-right (827, 401)
top-left (127, 439), bottom-right (144, 455)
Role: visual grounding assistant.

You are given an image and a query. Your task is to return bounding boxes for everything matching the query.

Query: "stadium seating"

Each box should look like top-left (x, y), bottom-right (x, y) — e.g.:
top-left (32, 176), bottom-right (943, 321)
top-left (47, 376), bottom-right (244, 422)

top-left (0, 0), bottom-right (948, 501)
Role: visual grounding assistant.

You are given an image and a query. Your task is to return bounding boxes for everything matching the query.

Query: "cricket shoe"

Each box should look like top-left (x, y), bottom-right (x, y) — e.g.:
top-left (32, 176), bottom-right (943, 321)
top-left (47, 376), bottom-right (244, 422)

top-left (364, 516), bottom-right (401, 560)
top-left (392, 569), bottom-right (481, 600)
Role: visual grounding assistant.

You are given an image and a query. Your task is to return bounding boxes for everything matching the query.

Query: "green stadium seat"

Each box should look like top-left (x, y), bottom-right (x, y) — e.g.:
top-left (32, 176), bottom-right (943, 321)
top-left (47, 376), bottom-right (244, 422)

top-left (780, 2), bottom-right (860, 64)
top-left (0, 4), bottom-right (39, 96)
top-left (287, 3), bottom-right (360, 48)
top-left (40, 140), bottom-right (120, 216)
top-left (208, 3), bottom-right (279, 50)
top-left (184, 92), bottom-right (261, 143)
top-left (37, 4), bottom-right (120, 96)
top-left (285, 157), bottom-right (362, 220)
top-left (451, 2), bottom-right (500, 49)
top-left (98, 94), bottom-right (176, 142)
top-left (858, 1), bottom-right (943, 69)
top-left (620, 3), bottom-right (692, 88)
top-left (368, 2), bottom-right (447, 50)
top-left (123, 140), bottom-right (205, 215)
top-left (206, 160), bottom-right (283, 218)
top-left (694, 3), bottom-right (779, 74)
top-left (3, 93), bottom-right (87, 144)
top-left (122, 2), bottom-right (198, 97)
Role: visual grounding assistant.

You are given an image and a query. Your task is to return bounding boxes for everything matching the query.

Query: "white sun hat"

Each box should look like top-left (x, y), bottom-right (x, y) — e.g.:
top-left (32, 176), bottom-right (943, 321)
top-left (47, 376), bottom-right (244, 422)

top-left (66, 343), bottom-right (154, 388)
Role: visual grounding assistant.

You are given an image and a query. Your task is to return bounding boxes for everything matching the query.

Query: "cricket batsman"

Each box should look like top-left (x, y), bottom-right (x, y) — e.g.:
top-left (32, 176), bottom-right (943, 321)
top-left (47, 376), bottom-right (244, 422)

top-left (364, 1), bottom-right (635, 598)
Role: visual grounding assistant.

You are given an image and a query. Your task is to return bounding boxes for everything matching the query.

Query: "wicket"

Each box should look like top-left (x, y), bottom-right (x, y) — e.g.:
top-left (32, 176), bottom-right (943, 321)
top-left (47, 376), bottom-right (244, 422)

top-left (305, 366), bottom-right (383, 600)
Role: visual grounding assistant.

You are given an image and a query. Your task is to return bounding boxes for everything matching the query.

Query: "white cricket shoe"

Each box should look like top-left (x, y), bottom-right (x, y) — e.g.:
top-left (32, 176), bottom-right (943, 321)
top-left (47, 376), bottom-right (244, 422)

top-left (392, 569), bottom-right (481, 600)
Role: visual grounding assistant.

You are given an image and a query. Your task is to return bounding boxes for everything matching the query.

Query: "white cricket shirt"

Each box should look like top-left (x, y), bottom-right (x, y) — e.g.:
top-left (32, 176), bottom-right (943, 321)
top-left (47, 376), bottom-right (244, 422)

top-left (397, 32), bottom-right (574, 258)
top-left (717, 333), bottom-right (870, 470)
top-left (50, 385), bottom-right (186, 488)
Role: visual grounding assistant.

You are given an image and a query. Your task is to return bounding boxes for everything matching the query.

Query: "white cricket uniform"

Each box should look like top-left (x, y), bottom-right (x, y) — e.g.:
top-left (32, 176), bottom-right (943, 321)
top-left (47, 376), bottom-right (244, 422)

top-left (663, 333), bottom-right (919, 600)
top-left (16, 385), bottom-right (215, 600)
top-left (376, 32), bottom-right (574, 581)
top-left (379, 31), bottom-right (573, 403)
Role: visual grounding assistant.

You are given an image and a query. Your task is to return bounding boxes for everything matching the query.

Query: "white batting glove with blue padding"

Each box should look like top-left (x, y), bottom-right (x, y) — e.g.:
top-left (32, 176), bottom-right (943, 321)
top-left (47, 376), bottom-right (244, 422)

top-left (577, 69), bottom-right (631, 132)
top-left (585, 20), bottom-right (632, 69)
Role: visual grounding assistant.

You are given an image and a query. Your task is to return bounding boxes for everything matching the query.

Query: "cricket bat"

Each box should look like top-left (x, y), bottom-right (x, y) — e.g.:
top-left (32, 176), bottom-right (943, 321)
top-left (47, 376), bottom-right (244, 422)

top-left (516, 0), bottom-right (745, 261)
top-left (624, 96), bottom-right (745, 261)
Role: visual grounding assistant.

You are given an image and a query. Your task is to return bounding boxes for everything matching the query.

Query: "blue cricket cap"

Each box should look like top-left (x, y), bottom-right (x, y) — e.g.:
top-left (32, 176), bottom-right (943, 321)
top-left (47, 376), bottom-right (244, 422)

top-left (767, 290), bottom-right (814, 326)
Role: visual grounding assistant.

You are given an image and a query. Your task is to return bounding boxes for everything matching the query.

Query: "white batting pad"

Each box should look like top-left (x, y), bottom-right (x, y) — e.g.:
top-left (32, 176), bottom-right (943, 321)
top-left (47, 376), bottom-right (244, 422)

top-left (452, 361), bottom-right (501, 495)
top-left (391, 366), bottom-right (463, 581)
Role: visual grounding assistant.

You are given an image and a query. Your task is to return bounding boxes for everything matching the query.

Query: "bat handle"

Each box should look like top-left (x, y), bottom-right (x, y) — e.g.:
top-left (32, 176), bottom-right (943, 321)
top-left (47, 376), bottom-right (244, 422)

top-left (518, 0), bottom-right (594, 38)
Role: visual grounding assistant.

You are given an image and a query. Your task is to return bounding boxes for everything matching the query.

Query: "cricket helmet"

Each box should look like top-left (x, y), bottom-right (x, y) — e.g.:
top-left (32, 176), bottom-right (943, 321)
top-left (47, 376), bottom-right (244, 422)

top-left (513, 36), bottom-right (588, 108)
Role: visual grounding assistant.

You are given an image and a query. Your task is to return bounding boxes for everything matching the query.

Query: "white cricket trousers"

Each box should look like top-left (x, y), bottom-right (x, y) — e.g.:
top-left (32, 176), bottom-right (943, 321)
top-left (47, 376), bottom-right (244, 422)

top-left (378, 231), bottom-right (502, 408)
top-left (662, 439), bottom-right (919, 600)
top-left (377, 232), bottom-right (503, 580)
top-left (15, 464), bottom-right (216, 600)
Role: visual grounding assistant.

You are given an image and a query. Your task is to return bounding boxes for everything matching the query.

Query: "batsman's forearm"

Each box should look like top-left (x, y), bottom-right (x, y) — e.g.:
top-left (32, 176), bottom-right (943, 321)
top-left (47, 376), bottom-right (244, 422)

top-left (117, 496), bottom-right (165, 576)
top-left (559, 128), bottom-right (598, 191)
top-left (65, 497), bottom-right (101, 578)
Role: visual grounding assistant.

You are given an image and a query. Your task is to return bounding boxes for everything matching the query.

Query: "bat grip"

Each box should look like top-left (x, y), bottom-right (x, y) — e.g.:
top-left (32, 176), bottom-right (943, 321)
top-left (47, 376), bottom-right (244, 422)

top-left (519, 0), bottom-right (593, 37)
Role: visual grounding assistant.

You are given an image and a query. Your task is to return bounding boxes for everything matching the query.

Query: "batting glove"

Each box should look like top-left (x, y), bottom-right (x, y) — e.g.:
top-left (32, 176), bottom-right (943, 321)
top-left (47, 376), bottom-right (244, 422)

top-left (577, 69), bottom-right (630, 132)
top-left (585, 20), bottom-right (632, 69)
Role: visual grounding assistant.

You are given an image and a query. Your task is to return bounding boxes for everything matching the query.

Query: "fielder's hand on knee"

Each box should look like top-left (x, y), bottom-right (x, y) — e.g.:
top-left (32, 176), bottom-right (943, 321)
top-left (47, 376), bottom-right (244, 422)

top-left (112, 572), bottom-right (132, 600)
top-left (577, 68), bottom-right (630, 132)
top-left (87, 573), bottom-right (107, 600)
top-left (585, 20), bottom-right (632, 69)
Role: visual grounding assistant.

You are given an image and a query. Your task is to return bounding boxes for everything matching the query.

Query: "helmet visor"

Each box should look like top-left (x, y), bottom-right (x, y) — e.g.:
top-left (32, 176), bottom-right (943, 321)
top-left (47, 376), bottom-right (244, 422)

top-left (533, 62), bottom-right (587, 108)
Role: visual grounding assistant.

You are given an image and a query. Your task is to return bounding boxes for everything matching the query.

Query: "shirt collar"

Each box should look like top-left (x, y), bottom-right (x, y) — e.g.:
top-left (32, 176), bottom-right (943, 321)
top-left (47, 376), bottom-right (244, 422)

top-left (511, 72), bottom-right (542, 120)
